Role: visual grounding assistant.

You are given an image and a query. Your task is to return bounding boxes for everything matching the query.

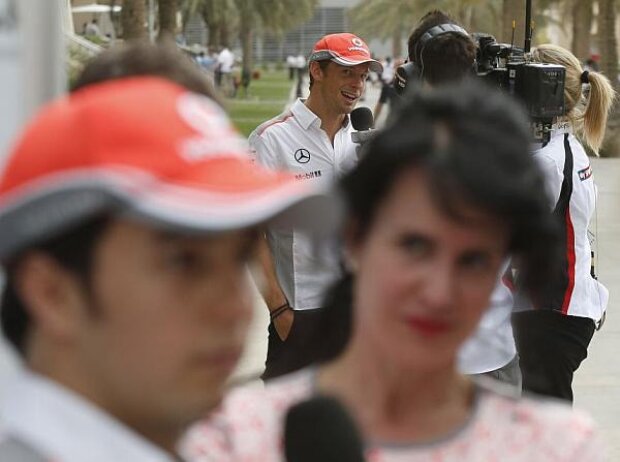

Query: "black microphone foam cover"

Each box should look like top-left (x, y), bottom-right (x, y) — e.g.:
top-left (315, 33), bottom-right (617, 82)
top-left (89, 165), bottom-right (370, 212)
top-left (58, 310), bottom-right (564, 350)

top-left (284, 395), bottom-right (366, 462)
top-left (350, 107), bottom-right (374, 131)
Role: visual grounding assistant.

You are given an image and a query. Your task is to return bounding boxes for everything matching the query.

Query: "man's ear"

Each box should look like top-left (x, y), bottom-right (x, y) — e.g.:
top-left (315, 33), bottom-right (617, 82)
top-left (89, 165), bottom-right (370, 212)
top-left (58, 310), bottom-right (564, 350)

top-left (309, 61), bottom-right (326, 83)
top-left (14, 253), bottom-right (85, 343)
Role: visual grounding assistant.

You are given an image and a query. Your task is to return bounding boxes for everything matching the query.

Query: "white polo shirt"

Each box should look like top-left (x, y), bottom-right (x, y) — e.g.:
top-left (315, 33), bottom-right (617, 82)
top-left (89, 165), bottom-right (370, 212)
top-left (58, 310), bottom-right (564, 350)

top-left (458, 269), bottom-right (517, 375)
top-left (249, 99), bottom-right (358, 310)
top-left (0, 369), bottom-right (177, 462)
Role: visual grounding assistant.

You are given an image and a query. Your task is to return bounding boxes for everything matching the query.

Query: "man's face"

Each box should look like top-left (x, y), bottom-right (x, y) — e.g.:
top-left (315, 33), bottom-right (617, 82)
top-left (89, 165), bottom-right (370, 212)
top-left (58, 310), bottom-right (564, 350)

top-left (70, 220), bottom-right (256, 447)
top-left (313, 61), bottom-right (370, 114)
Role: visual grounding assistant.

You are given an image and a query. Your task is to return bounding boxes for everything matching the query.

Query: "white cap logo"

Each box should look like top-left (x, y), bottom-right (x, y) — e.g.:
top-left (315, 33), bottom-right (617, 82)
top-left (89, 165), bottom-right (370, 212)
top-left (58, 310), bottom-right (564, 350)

top-left (177, 93), bottom-right (231, 136)
top-left (352, 37), bottom-right (364, 47)
top-left (177, 93), bottom-right (247, 162)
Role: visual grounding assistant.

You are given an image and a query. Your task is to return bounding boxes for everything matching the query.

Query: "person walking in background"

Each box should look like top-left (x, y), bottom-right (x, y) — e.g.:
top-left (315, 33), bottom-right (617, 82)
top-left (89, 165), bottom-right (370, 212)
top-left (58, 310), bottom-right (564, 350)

top-left (216, 46), bottom-right (235, 97)
top-left (85, 18), bottom-right (101, 38)
top-left (294, 52), bottom-right (307, 98)
top-left (286, 54), bottom-right (296, 80)
top-left (512, 44), bottom-right (615, 402)
top-left (249, 32), bottom-right (382, 380)
top-left (183, 81), bottom-right (604, 462)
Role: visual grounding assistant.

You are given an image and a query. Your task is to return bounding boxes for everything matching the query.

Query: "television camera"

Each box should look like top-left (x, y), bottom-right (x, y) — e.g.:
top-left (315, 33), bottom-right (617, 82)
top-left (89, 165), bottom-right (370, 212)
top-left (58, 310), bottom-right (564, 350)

top-left (395, 0), bottom-right (566, 144)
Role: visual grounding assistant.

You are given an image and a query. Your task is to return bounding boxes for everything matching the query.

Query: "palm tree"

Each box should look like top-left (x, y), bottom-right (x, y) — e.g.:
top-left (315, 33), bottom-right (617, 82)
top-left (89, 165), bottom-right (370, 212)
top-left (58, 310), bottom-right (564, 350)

top-left (350, 0), bottom-right (498, 59)
top-left (501, 0), bottom-right (525, 45)
top-left (570, 0), bottom-right (592, 61)
top-left (594, 0), bottom-right (619, 157)
top-left (349, 0), bottom-right (417, 58)
top-left (598, 0), bottom-right (618, 88)
top-left (233, 0), bottom-right (317, 81)
top-left (183, 0), bottom-right (315, 75)
top-left (182, 0), bottom-right (235, 48)
top-left (121, 0), bottom-right (147, 40)
top-left (158, 0), bottom-right (179, 39)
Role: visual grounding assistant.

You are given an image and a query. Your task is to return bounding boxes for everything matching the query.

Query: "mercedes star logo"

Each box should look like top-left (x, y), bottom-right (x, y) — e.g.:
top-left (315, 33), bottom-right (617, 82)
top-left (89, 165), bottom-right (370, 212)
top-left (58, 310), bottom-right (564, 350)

top-left (294, 148), bottom-right (311, 164)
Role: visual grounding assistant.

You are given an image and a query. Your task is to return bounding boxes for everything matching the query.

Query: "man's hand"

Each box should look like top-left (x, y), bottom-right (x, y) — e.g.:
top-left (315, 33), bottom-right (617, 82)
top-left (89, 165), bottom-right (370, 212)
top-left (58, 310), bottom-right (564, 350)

top-left (273, 308), bottom-right (295, 341)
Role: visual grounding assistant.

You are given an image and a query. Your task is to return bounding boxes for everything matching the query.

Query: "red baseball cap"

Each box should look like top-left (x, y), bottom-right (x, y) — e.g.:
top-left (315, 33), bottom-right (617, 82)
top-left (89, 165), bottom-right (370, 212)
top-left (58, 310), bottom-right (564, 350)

top-left (0, 77), bottom-right (341, 261)
top-left (309, 33), bottom-right (382, 73)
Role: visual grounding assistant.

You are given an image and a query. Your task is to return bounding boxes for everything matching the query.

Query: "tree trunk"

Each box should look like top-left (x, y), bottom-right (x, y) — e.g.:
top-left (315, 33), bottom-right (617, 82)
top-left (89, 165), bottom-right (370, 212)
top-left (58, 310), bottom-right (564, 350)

top-left (597, 0), bottom-right (619, 156)
top-left (120, 0), bottom-right (147, 40)
top-left (157, 0), bottom-right (178, 40)
top-left (461, 6), bottom-right (474, 31)
top-left (391, 24), bottom-right (402, 59)
top-left (571, 0), bottom-right (592, 62)
top-left (240, 14), bottom-right (253, 77)
top-left (502, 0), bottom-right (525, 46)
top-left (219, 19), bottom-right (232, 48)
top-left (597, 0), bottom-right (618, 88)
top-left (204, 20), bottom-right (219, 48)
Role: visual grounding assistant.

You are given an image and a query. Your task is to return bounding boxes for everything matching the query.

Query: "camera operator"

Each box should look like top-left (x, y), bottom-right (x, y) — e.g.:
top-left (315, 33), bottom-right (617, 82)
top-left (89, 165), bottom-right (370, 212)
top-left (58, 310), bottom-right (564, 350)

top-left (402, 10), bottom-right (522, 389)
top-left (512, 44), bottom-right (615, 402)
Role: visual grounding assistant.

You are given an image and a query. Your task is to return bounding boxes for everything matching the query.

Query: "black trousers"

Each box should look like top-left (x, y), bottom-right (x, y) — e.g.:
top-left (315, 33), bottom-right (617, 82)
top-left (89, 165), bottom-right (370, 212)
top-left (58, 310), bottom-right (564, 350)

top-left (512, 310), bottom-right (595, 403)
top-left (262, 308), bottom-right (324, 381)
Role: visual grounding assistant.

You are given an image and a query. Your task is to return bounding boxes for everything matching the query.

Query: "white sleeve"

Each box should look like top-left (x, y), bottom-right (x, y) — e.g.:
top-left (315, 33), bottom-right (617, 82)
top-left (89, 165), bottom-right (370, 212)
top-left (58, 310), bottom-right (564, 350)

top-left (248, 131), bottom-right (282, 170)
top-left (533, 150), bottom-right (563, 209)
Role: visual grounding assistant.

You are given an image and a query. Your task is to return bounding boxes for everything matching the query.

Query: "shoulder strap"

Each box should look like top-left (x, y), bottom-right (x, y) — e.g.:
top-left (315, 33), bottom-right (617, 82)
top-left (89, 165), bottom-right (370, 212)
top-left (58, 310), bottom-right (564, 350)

top-left (535, 134), bottom-right (576, 313)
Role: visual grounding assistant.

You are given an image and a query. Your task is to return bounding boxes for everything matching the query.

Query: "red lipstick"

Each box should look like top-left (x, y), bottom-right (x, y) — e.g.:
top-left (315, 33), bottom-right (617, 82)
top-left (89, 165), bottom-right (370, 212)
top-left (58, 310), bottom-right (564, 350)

top-left (405, 316), bottom-right (450, 336)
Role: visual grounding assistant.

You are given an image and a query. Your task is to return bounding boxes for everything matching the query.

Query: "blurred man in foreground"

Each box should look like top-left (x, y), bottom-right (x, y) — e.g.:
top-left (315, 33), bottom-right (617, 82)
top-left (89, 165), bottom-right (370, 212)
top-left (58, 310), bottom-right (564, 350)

top-left (0, 77), bottom-right (336, 460)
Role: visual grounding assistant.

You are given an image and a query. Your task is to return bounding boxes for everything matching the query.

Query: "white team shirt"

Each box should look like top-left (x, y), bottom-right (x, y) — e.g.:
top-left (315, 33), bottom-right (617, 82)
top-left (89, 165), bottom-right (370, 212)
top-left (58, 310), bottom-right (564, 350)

top-left (249, 99), bottom-right (358, 310)
top-left (458, 264), bottom-right (517, 374)
top-left (516, 130), bottom-right (608, 321)
top-left (0, 369), bottom-right (176, 462)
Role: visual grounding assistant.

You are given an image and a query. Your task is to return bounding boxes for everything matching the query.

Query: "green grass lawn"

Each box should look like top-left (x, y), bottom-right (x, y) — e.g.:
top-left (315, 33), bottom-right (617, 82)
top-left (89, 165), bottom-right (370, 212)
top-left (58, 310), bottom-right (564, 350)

top-left (226, 69), bottom-right (294, 137)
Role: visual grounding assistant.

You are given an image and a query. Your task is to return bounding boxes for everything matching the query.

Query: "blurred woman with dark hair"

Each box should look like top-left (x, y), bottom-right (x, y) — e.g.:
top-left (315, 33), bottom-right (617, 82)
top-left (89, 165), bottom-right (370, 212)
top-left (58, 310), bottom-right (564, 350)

top-left (182, 81), bottom-right (604, 461)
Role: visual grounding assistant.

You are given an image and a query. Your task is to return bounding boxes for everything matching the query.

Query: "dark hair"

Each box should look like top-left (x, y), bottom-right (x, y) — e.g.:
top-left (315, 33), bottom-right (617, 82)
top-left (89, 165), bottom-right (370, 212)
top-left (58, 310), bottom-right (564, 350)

top-left (407, 10), bottom-right (476, 85)
top-left (308, 60), bottom-right (331, 90)
top-left (72, 40), bottom-right (222, 104)
top-left (312, 80), bottom-right (559, 363)
top-left (1, 217), bottom-right (110, 356)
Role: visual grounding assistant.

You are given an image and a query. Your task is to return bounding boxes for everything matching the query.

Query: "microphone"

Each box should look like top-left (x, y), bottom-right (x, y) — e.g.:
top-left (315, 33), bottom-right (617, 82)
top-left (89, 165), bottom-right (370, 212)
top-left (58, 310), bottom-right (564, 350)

top-left (284, 395), bottom-right (366, 462)
top-left (394, 61), bottom-right (420, 96)
top-left (350, 107), bottom-right (375, 145)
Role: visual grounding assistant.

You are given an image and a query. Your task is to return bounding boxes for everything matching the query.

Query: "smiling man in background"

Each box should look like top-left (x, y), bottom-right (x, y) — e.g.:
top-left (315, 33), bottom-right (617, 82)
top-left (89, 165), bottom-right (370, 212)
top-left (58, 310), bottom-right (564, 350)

top-left (249, 33), bottom-right (382, 380)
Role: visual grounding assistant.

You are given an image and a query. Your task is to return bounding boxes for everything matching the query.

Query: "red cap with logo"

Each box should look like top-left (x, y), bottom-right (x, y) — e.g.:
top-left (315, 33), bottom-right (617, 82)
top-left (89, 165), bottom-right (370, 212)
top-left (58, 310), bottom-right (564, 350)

top-left (309, 33), bottom-right (382, 73)
top-left (0, 77), bottom-right (341, 261)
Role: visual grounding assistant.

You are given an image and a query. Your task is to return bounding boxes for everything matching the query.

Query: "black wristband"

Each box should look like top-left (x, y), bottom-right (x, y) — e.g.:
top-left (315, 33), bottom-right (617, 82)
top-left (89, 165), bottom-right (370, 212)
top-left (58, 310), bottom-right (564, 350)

top-left (270, 303), bottom-right (291, 320)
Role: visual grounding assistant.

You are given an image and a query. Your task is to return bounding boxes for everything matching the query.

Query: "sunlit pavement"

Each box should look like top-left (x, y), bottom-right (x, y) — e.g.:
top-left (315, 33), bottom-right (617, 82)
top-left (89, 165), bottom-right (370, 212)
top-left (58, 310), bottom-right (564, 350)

top-left (573, 157), bottom-right (620, 460)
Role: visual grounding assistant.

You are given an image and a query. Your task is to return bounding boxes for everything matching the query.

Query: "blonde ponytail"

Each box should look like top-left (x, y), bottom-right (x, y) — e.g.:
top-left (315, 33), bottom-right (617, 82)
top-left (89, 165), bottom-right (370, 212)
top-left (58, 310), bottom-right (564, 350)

top-left (582, 70), bottom-right (616, 154)
top-left (531, 44), bottom-right (617, 154)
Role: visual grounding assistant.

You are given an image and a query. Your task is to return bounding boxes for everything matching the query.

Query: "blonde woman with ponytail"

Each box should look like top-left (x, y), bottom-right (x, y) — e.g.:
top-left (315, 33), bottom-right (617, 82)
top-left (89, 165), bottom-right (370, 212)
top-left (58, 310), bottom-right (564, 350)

top-left (512, 44), bottom-right (615, 402)
top-left (532, 44), bottom-right (615, 153)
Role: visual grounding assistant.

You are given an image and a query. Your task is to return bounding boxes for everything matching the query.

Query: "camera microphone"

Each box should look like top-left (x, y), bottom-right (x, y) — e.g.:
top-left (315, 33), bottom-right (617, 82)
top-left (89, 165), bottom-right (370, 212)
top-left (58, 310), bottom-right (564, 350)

top-left (284, 395), bottom-right (366, 462)
top-left (350, 107), bottom-right (375, 145)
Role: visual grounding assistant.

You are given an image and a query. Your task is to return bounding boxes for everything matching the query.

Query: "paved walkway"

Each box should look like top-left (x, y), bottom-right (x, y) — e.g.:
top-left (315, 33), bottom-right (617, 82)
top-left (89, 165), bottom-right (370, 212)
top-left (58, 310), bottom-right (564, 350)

top-left (573, 156), bottom-right (620, 459)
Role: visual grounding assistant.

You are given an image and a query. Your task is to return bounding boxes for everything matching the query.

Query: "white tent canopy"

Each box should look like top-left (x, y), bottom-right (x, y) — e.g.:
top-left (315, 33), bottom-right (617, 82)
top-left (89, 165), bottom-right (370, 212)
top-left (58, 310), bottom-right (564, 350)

top-left (71, 3), bottom-right (121, 13)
